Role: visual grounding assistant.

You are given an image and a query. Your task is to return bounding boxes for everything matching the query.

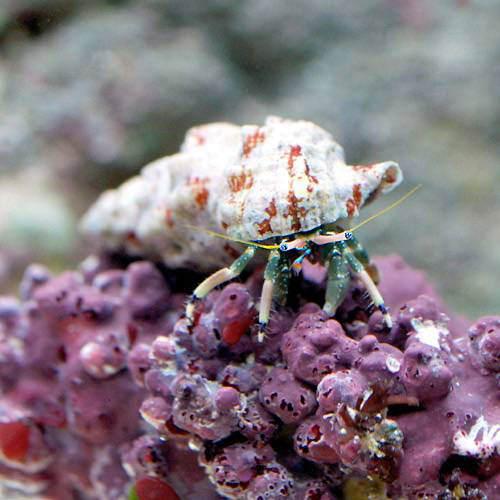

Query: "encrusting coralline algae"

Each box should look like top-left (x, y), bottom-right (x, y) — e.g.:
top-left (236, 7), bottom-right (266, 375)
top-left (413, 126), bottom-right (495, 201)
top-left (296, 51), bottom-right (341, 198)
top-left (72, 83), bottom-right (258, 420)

top-left (0, 254), bottom-right (498, 499)
top-left (0, 117), bottom-right (498, 499)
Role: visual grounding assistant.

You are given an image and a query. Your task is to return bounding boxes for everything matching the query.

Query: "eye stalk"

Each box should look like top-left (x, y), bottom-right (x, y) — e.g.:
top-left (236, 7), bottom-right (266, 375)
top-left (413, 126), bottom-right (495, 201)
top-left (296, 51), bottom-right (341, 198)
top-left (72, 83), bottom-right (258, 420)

top-left (279, 239), bottom-right (307, 252)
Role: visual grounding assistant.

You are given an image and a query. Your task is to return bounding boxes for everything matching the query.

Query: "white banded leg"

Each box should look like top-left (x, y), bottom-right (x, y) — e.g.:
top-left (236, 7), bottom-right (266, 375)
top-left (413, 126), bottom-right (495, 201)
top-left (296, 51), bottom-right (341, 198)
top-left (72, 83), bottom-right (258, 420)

top-left (186, 246), bottom-right (256, 327)
top-left (342, 244), bottom-right (392, 328)
top-left (257, 250), bottom-right (281, 342)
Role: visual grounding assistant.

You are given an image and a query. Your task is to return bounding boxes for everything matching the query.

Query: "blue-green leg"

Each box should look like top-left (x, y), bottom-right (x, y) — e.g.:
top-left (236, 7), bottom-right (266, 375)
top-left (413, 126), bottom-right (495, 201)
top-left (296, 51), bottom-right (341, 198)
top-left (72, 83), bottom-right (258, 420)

top-left (274, 252), bottom-right (290, 306)
top-left (346, 233), bottom-right (380, 284)
top-left (186, 246), bottom-right (256, 326)
top-left (323, 245), bottom-right (351, 316)
top-left (258, 250), bottom-right (282, 342)
top-left (341, 242), bottom-right (392, 328)
top-left (345, 233), bottom-right (369, 266)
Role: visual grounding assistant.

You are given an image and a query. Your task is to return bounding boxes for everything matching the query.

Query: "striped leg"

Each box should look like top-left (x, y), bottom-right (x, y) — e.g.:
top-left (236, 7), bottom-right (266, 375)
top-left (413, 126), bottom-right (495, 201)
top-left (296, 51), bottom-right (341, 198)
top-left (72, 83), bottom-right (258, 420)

top-left (323, 246), bottom-right (351, 317)
top-left (274, 252), bottom-right (291, 306)
top-left (341, 242), bottom-right (392, 328)
top-left (257, 250), bottom-right (281, 342)
top-left (185, 246), bottom-right (256, 327)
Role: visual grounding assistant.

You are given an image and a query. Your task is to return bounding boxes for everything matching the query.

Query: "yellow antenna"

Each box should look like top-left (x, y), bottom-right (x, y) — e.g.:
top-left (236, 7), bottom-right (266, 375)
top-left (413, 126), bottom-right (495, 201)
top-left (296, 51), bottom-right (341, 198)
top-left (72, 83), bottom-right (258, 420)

top-left (186, 185), bottom-right (421, 249)
top-left (184, 224), bottom-right (281, 250)
top-left (349, 184), bottom-right (422, 233)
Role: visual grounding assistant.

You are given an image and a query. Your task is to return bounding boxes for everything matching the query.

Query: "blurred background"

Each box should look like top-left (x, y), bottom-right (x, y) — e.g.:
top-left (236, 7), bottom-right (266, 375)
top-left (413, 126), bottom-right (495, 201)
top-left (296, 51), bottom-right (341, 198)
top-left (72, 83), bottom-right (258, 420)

top-left (0, 0), bottom-right (498, 318)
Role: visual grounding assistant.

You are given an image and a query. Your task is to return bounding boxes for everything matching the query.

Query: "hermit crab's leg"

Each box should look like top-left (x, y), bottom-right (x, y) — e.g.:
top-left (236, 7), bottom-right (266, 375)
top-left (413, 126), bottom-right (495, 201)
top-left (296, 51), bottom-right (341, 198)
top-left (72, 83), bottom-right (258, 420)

top-left (345, 233), bottom-right (379, 284)
top-left (274, 252), bottom-right (291, 306)
top-left (341, 242), bottom-right (392, 328)
top-left (185, 246), bottom-right (256, 326)
top-left (323, 245), bottom-right (351, 317)
top-left (257, 249), bottom-right (281, 342)
top-left (345, 233), bottom-right (369, 265)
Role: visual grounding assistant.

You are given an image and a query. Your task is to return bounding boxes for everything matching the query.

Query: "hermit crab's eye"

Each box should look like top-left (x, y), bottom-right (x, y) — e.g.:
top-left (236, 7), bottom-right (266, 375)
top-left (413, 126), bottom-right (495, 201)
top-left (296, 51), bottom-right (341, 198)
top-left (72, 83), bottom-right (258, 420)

top-left (345, 231), bottom-right (353, 240)
top-left (279, 243), bottom-right (289, 252)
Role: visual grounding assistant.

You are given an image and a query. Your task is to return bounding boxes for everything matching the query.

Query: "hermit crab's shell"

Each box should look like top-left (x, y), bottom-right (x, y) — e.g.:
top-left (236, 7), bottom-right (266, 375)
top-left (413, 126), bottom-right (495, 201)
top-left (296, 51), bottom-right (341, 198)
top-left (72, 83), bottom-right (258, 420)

top-left (81, 116), bottom-right (402, 271)
top-left (218, 116), bottom-right (402, 241)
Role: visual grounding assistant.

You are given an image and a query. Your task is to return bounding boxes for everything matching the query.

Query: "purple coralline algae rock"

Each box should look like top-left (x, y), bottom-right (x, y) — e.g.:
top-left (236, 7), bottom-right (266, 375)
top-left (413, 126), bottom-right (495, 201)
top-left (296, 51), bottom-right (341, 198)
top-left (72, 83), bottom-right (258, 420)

top-left (0, 259), bottom-right (210, 499)
top-left (468, 316), bottom-right (500, 373)
top-left (0, 254), bottom-right (498, 499)
top-left (259, 367), bottom-right (317, 424)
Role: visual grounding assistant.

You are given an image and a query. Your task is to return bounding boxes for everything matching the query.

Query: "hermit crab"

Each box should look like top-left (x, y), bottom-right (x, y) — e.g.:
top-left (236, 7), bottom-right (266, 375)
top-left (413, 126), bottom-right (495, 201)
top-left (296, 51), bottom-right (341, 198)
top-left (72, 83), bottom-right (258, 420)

top-left (81, 116), bottom-right (407, 341)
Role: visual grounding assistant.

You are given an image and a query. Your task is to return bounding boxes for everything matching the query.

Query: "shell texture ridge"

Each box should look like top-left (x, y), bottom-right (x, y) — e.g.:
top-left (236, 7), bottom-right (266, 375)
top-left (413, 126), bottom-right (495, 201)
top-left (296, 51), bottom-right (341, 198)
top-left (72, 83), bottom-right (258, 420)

top-left (81, 117), bottom-right (402, 268)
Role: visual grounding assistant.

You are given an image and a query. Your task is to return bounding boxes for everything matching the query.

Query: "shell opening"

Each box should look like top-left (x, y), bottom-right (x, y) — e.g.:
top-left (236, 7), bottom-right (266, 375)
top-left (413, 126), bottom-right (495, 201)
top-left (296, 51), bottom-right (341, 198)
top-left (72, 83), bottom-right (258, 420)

top-left (379, 163), bottom-right (402, 194)
top-left (363, 162), bottom-right (402, 206)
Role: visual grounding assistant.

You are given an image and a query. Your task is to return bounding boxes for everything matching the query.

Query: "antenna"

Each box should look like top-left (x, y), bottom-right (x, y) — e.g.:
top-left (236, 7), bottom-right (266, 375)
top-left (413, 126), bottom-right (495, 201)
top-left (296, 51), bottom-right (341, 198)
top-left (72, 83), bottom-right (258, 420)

top-left (349, 184), bottom-right (422, 233)
top-left (184, 224), bottom-right (280, 250)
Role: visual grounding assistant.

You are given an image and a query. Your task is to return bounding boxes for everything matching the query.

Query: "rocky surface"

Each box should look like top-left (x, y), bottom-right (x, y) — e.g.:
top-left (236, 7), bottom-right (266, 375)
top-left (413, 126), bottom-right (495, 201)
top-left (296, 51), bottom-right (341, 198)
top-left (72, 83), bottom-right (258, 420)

top-left (0, 253), bottom-right (498, 498)
top-left (0, 259), bottom-right (210, 499)
top-left (1, 1), bottom-right (499, 319)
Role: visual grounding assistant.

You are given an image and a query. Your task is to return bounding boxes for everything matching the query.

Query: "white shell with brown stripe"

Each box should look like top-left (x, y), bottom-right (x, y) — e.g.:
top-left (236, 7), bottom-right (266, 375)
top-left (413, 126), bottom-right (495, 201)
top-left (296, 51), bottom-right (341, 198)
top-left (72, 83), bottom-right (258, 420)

top-left (81, 116), bottom-right (402, 271)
